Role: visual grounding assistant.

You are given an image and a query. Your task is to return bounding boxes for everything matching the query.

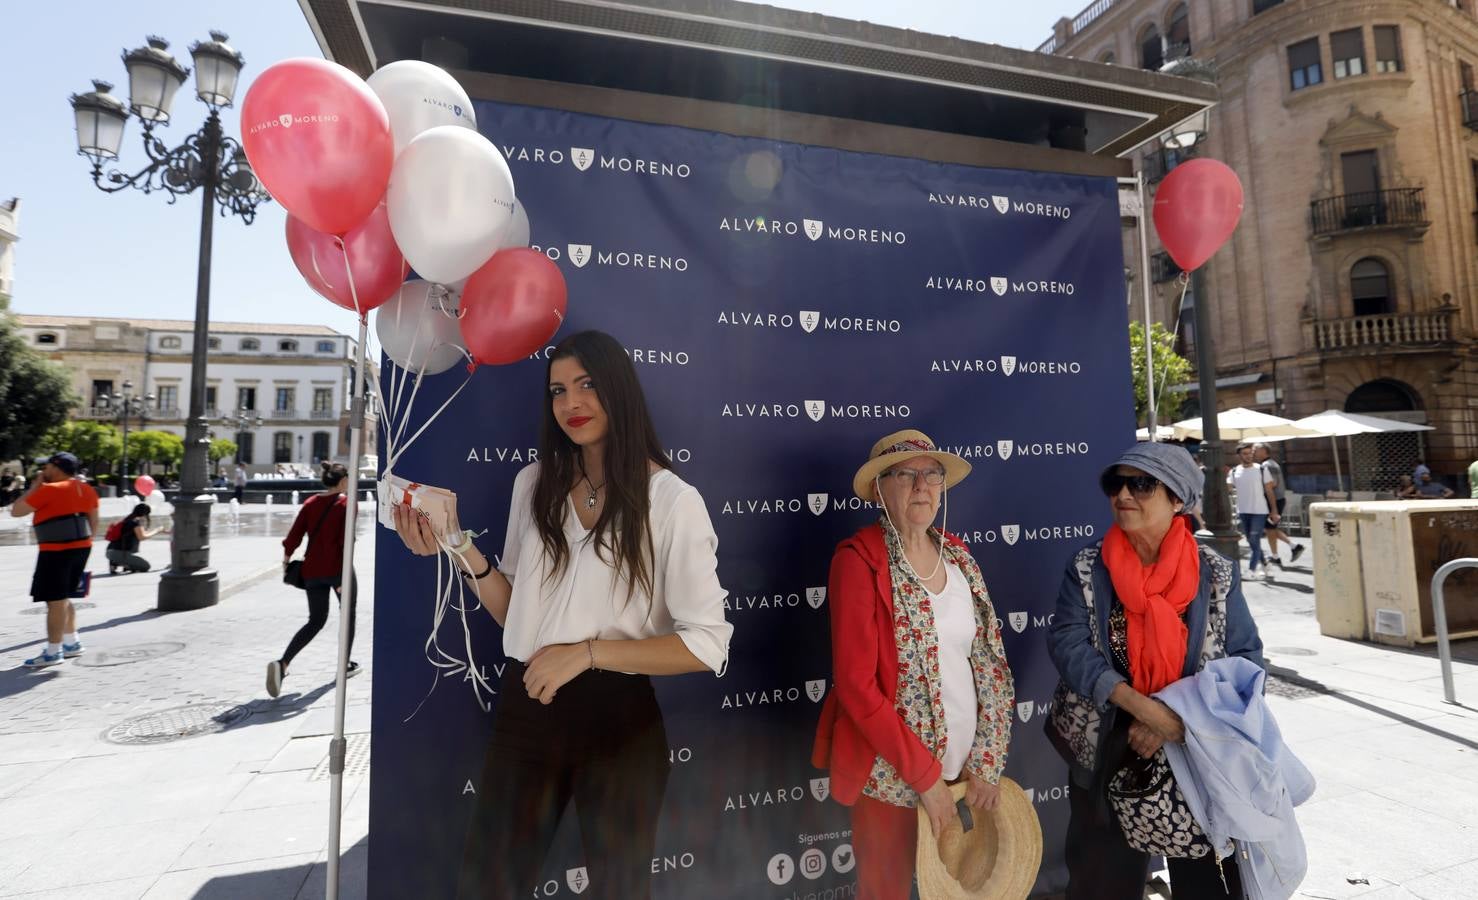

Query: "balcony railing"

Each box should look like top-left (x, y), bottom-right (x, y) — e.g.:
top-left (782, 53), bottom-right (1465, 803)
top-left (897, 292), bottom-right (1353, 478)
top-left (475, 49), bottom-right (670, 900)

top-left (1310, 188), bottom-right (1427, 236)
top-left (152, 407), bottom-right (182, 420)
top-left (1035, 0), bottom-right (1120, 53)
top-left (1312, 311), bottom-right (1454, 351)
top-left (311, 409), bottom-right (336, 420)
top-left (1151, 251), bottom-right (1184, 283)
top-left (1462, 89), bottom-right (1478, 131)
top-left (1143, 146), bottom-right (1189, 184)
top-left (269, 409), bottom-right (297, 419)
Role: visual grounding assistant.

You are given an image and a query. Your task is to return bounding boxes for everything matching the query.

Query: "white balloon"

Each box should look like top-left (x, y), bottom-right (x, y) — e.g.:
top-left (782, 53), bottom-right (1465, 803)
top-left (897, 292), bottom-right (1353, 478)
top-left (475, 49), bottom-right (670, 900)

top-left (367, 61), bottom-right (477, 158)
top-left (375, 280), bottom-right (468, 376)
top-left (500, 199), bottom-right (531, 249)
top-left (387, 126), bottom-right (516, 285)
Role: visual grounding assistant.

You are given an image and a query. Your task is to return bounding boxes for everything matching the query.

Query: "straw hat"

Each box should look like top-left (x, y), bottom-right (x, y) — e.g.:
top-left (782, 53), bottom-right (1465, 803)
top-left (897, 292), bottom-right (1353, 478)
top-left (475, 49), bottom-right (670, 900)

top-left (916, 778), bottom-right (1042, 900)
top-left (852, 429), bottom-right (971, 502)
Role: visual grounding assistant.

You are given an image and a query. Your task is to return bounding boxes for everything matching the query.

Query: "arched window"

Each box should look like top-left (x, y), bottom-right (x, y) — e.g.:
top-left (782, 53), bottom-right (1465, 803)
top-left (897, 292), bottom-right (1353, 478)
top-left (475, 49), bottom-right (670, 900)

top-left (160, 336), bottom-right (182, 349)
top-left (240, 338), bottom-right (260, 351)
top-left (1166, 4), bottom-right (1191, 58)
top-left (1098, 50), bottom-right (1116, 65)
top-left (273, 432), bottom-right (293, 464)
top-left (1350, 257), bottom-right (1393, 316)
top-left (1140, 25), bottom-right (1164, 70)
top-left (279, 339), bottom-right (299, 352)
top-left (1346, 379), bottom-right (1418, 413)
top-left (35, 332), bottom-right (57, 345)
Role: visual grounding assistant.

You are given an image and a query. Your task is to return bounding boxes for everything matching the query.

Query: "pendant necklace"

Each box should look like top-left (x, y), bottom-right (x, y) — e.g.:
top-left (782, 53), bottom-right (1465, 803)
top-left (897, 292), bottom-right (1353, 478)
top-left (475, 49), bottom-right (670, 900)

top-left (577, 460), bottom-right (606, 510)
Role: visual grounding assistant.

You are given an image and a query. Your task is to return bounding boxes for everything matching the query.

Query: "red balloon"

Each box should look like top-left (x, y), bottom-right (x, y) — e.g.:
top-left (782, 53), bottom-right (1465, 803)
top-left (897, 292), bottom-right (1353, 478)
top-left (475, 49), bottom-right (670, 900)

top-left (134, 475), bottom-right (156, 497)
top-left (1152, 158), bottom-right (1244, 272)
top-left (286, 204), bottom-right (408, 315)
top-left (242, 58), bottom-right (393, 235)
top-left (459, 250), bottom-right (568, 367)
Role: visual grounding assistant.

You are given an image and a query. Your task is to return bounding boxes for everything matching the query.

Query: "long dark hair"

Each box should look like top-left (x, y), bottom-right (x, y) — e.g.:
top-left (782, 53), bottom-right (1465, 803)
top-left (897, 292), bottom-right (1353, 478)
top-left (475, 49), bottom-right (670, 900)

top-left (532, 331), bottom-right (670, 601)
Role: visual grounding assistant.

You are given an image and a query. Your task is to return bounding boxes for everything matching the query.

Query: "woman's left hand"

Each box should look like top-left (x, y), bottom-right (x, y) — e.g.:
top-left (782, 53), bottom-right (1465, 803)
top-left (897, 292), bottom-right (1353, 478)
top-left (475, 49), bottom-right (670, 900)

top-left (1128, 719), bottom-right (1166, 758)
top-left (523, 642), bottom-right (588, 705)
top-left (964, 772), bottom-right (1001, 811)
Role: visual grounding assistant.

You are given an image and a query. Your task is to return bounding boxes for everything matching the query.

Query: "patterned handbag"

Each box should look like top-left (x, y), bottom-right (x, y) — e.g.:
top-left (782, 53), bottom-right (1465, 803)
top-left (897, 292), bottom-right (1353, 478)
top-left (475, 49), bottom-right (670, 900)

top-left (1106, 748), bottom-right (1211, 858)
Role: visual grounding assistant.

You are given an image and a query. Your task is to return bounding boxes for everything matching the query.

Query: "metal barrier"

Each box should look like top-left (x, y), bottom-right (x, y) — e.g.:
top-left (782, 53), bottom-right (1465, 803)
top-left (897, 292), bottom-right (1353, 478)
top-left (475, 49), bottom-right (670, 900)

top-left (1430, 557), bottom-right (1478, 704)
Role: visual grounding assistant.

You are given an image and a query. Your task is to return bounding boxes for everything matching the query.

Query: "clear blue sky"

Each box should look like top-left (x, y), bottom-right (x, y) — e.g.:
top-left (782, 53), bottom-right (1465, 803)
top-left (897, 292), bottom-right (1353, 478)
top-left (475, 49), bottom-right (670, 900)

top-left (0, 2), bottom-right (1067, 336)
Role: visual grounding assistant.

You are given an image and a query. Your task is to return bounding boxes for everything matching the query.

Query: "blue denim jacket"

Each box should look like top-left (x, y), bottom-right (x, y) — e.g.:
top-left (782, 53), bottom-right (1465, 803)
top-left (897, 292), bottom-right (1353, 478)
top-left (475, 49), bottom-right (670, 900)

top-left (1045, 539), bottom-right (1265, 785)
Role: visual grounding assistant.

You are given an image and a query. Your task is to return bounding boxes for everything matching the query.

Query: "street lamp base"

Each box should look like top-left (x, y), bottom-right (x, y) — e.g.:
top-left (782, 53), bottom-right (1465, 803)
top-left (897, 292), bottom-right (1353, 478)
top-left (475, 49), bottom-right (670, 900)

top-left (157, 568), bottom-right (220, 611)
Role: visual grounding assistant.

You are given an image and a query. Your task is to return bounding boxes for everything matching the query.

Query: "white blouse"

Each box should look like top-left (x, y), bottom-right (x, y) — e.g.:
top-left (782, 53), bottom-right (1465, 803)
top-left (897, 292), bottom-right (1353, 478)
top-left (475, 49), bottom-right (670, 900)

top-left (497, 463), bottom-right (732, 675)
top-left (928, 562), bottom-right (979, 781)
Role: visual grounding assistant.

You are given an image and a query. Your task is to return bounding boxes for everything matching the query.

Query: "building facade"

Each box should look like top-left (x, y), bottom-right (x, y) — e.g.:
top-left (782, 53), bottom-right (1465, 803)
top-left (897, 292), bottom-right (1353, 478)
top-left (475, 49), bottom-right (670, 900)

top-left (1044, 0), bottom-right (1478, 489)
top-left (0, 198), bottom-right (18, 304)
top-left (15, 314), bottom-right (378, 475)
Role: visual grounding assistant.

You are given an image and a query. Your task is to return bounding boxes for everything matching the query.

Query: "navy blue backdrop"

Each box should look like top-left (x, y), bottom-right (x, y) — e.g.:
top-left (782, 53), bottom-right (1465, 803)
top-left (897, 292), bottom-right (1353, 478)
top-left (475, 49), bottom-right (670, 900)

top-left (369, 100), bottom-right (1134, 899)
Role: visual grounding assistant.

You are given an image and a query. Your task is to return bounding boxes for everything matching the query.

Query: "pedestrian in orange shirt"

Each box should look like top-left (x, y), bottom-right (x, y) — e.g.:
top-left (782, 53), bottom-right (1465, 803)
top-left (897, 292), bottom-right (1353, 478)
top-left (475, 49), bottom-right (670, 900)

top-left (10, 453), bottom-right (99, 667)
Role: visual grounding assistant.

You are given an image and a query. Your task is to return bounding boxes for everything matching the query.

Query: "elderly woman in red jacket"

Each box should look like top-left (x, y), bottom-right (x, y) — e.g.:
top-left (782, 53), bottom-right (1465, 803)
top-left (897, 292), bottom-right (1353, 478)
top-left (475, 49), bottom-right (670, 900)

top-left (813, 429), bottom-right (1015, 900)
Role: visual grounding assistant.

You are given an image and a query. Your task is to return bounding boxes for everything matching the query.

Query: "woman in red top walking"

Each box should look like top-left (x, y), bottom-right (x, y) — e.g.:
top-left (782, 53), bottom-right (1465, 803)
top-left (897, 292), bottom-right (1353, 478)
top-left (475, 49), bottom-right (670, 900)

top-left (267, 462), bottom-right (360, 697)
top-left (813, 429), bottom-right (1015, 900)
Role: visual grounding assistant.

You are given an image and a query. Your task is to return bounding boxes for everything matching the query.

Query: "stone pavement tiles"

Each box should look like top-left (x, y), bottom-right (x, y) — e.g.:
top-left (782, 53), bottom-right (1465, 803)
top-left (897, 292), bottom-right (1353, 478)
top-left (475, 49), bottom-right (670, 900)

top-left (0, 532), bottom-right (374, 899)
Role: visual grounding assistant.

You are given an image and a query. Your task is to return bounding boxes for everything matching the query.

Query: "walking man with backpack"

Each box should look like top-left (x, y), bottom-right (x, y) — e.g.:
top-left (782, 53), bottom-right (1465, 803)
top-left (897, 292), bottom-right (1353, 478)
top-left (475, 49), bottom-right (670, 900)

top-left (11, 453), bottom-right (99, 667)
top-left (1254, 443), bottom-right (1305, 567)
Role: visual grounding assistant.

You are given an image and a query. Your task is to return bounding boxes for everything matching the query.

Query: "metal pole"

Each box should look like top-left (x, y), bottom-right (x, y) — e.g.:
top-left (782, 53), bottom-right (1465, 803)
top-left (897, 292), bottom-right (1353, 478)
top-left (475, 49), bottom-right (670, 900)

top-left (326, 315), bottom-right (370, 900)
top-left (1429, 558), bottom-right (1477, 705)
top-left (1331, 436), bottom-right (1344, 493)
top-left (1191, 264), bottom-right (1241, 561)
top-left (1137, 171), bottom-right (1158, 440)
top-left (120, 405), bottom-right (130, 490)
top-left (157, 112), bottom-right (221, 611)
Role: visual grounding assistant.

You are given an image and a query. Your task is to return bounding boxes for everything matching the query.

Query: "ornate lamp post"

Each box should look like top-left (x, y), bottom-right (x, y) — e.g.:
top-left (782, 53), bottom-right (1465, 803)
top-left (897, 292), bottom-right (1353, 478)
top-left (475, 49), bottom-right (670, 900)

top-left (70, 33), bottom-right (269, 611)
top-left (107, 379), bottom-right (155, 490)
top-left (217, 408), bottom-right (265, 474)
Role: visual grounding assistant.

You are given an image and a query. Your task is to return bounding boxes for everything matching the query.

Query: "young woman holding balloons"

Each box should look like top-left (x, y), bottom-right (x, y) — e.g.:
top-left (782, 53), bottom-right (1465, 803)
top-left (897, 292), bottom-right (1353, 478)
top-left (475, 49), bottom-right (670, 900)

top-left (390, 330), bottom-right (732, 900)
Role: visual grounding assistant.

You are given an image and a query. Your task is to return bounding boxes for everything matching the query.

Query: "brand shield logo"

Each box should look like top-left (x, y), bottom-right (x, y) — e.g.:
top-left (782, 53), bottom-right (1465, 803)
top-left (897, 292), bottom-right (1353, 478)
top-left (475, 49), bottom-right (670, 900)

top-left (990, 276), bottom-right (1009, 297)
top-left (1017, 701), bottom-right (1034, 723)
top-left (1000, 355), bottom-right (1017, 376)
top-left (806, 587), bottom-right (827, 609)
top-left (992, 195), bottom-right (1010, 214)
top-left (571, 147), bottom-right (595, 171)
top-left (807, 493), bottom-right (828, 516)
top-left (803, 219), bottom-right (824, 241)
top-left (278, 113), bottom-right (293, 128)
top-left (799, 311), bottom-right (820, 333)
top-left (566, 867), bottom-right (589, 894)
top-left (1001, 524), bottom-right (1021, 546)
top-left (567, 244), bottom-right (592, 268)
top-left (997, 440), bottom-right (1014, 460)
top-left (1009, 611), bottom-right (1028, 633)
top-left (453, 104), bottom-right (464, 117)
top-left (810, 777), bottom-right (831, 801)
top-left (805, 679), bottom-right (827, 702)
top-left (805, 400), bottom-right (825, 422)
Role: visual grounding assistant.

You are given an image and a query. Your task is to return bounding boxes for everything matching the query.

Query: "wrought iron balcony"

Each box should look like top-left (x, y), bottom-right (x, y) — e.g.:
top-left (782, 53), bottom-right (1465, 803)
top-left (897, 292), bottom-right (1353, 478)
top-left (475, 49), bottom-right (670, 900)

top-left (153, 407), bottom-right (183, 420)
top-left (1463, 89), bottom-right (1478, 131)
top-left (269, 409), bottom-right (297, 419)
top-left (1310, 310), bottom-right (1454, 352)
top-left (1310, 188), bottom-right (1427, 237)
top-left (1142, 146), bottom-right (1189, 184)
top-left (311, 409), bottom-right (336, 420)
top-left (1151, 251), bottom-right (1183, 283)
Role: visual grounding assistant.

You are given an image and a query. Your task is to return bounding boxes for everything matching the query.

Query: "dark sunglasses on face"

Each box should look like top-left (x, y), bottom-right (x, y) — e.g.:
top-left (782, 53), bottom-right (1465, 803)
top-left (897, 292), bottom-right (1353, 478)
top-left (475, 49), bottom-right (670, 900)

top-left (1100, 473), bottom-right (1162, 499)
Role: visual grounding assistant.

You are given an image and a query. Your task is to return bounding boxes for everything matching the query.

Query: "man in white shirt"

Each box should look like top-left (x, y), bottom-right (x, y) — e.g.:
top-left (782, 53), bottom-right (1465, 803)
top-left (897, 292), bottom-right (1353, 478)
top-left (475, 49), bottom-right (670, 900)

top-left (1227, 443), bottom-right (1279, 580)
top-left (1254, 443), bottom-right (1305, 567)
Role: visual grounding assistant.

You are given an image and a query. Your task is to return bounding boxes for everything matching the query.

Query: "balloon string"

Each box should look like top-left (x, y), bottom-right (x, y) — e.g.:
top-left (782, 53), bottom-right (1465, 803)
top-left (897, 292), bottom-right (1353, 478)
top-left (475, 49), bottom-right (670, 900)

top-left (385, 369), bottom-right (473, 473)
top-left (389, 331), bottom-right (431, 458)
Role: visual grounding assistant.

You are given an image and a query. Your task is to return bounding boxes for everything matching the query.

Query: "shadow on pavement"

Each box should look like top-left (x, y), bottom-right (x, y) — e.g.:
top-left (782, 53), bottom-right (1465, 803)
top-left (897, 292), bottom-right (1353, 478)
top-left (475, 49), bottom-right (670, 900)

top-left (229, 681), bottom-right (338, 729)
top-left (0, 665), bottom-right (62, 701)
top-left (1268, 663), bottom-right (1478, 742)
top-left (186, 836), bottom-right (367, 899)
top-left (0, 608), bottom-right (169, 656)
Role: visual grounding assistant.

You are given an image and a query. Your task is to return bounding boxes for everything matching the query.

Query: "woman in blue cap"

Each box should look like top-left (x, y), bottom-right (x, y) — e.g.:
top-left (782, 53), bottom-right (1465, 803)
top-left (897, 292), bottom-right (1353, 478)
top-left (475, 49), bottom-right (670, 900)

top-left (1044, 442), bottom-right (1265, 899)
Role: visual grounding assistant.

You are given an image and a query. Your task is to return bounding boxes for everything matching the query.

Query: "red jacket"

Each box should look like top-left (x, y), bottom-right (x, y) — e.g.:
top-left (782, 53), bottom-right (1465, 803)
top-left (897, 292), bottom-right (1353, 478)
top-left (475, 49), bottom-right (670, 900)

top-left (283, 493), bottom-right (347, 580)
top-left (813, 523), bottom-right (965, 805)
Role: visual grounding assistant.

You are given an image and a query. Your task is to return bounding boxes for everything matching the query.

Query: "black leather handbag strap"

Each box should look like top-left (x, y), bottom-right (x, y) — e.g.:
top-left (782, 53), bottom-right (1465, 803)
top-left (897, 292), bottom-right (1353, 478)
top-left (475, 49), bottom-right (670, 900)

top-left (305, 495), bottom-right (339, 543)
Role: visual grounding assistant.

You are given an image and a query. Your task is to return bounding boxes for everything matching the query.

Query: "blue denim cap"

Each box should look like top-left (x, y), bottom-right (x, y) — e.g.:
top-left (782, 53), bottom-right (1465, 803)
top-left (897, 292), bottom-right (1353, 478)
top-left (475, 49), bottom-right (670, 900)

top-left (1100, 442), bottom-right (1202, 509)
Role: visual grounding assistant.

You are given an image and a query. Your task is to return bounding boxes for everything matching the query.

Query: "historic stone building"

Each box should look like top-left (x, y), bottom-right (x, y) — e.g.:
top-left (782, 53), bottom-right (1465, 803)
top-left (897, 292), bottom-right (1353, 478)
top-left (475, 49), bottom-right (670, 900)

top-left (1043, 0), bottom-right (1478, 489)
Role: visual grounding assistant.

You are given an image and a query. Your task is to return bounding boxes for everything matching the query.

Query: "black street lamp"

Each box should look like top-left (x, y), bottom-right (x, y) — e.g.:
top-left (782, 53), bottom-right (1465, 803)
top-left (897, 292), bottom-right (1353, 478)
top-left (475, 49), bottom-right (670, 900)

top-left (70, 33), bottom-right (269, 611)
top-left (218, 408), bottom-right (264, 473)
top-left (1160, 56), bottom-right (1240, 561)
top-left (106, 379), bottom-right (154, 491)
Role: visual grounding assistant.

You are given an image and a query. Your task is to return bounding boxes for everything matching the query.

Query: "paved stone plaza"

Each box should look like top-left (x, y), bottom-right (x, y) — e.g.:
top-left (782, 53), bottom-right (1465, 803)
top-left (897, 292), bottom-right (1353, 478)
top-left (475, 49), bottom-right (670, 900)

top-left (0, 518), bottom-right (1475, 898)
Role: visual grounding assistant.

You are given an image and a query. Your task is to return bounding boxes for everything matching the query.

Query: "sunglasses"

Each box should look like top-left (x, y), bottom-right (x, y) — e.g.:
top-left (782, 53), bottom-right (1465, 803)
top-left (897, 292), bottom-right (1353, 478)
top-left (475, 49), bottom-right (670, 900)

top-left (1100, 472), bottom-right (1162, 499)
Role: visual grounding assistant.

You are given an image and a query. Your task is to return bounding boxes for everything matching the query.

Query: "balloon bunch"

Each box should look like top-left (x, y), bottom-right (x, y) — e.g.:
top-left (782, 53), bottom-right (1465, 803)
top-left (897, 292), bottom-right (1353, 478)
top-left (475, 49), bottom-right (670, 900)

top-left (241, 58), bottom-right (568, 370)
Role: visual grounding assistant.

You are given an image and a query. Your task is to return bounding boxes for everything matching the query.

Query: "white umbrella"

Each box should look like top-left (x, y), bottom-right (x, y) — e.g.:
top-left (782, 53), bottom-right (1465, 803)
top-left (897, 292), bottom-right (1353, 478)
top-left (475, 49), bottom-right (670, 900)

top-left (1171, 407), bottom-right (1321, 442)
top-left (1136, 425), bottom-right (1178, 442)
top-left (1290, 410), bottom-right (1434, 492)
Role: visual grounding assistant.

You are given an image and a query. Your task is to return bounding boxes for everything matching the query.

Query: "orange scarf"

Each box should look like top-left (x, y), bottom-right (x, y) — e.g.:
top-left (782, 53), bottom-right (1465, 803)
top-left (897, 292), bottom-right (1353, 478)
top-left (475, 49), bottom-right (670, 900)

top-left (1101, 516), bottom-right (1201, 695)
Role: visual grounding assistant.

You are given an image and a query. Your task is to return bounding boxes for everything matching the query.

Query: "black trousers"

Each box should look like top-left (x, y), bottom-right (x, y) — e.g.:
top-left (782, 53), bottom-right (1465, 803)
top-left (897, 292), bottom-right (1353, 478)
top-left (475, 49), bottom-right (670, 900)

top-left (1066, 780), bottom-right (1244, 900)
top-left (457, 662), bottom-right (670, 900)
top-left (281, 573), bottom-right (356, 667)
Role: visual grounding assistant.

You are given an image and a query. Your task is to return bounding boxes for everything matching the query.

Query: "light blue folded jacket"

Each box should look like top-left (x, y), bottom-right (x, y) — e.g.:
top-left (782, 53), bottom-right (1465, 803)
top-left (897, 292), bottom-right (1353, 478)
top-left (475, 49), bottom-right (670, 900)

top-left (1155, 657), bottom-right (1316, 900)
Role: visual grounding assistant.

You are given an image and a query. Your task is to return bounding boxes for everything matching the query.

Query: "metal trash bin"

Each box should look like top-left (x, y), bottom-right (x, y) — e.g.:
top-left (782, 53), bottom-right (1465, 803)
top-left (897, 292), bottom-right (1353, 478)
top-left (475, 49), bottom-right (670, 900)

top-left (1311, 502), bottom-right (1371, 640)
top-left (1356, 500), bottom-right (1478, 647)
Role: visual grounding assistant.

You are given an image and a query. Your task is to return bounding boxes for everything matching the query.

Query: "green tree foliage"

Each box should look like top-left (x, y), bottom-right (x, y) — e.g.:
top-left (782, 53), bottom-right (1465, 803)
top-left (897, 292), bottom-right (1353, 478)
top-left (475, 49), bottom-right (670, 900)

top-left (41, 421), bottom-right (122, 473)
top-left (208, 438), bottom-right (238, 473)
top-left (1129, 320), bottom-right (1194, 426)
top-left (126, 430), bottom-right (186, 474)
top-left (0, 301), bottom-right (78, 462)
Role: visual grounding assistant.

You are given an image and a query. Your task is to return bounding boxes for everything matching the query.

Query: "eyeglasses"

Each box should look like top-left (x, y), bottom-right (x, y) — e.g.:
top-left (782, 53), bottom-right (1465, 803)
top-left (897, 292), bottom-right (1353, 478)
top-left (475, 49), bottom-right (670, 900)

top-left (1100, 472), bottom-right (1162, 499)
top-left (882, 467), bottom-right (947, 488)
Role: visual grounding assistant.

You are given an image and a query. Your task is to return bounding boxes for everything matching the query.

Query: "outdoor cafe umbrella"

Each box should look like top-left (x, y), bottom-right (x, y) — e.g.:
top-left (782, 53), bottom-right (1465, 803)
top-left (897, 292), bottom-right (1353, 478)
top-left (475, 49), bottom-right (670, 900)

top-left (1136, 425), bottom-right (1178, 442)
top-left (1289, 409), bottom-right (1434, 493)
top-left (1170, 407), bottom-right (1320, 442)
